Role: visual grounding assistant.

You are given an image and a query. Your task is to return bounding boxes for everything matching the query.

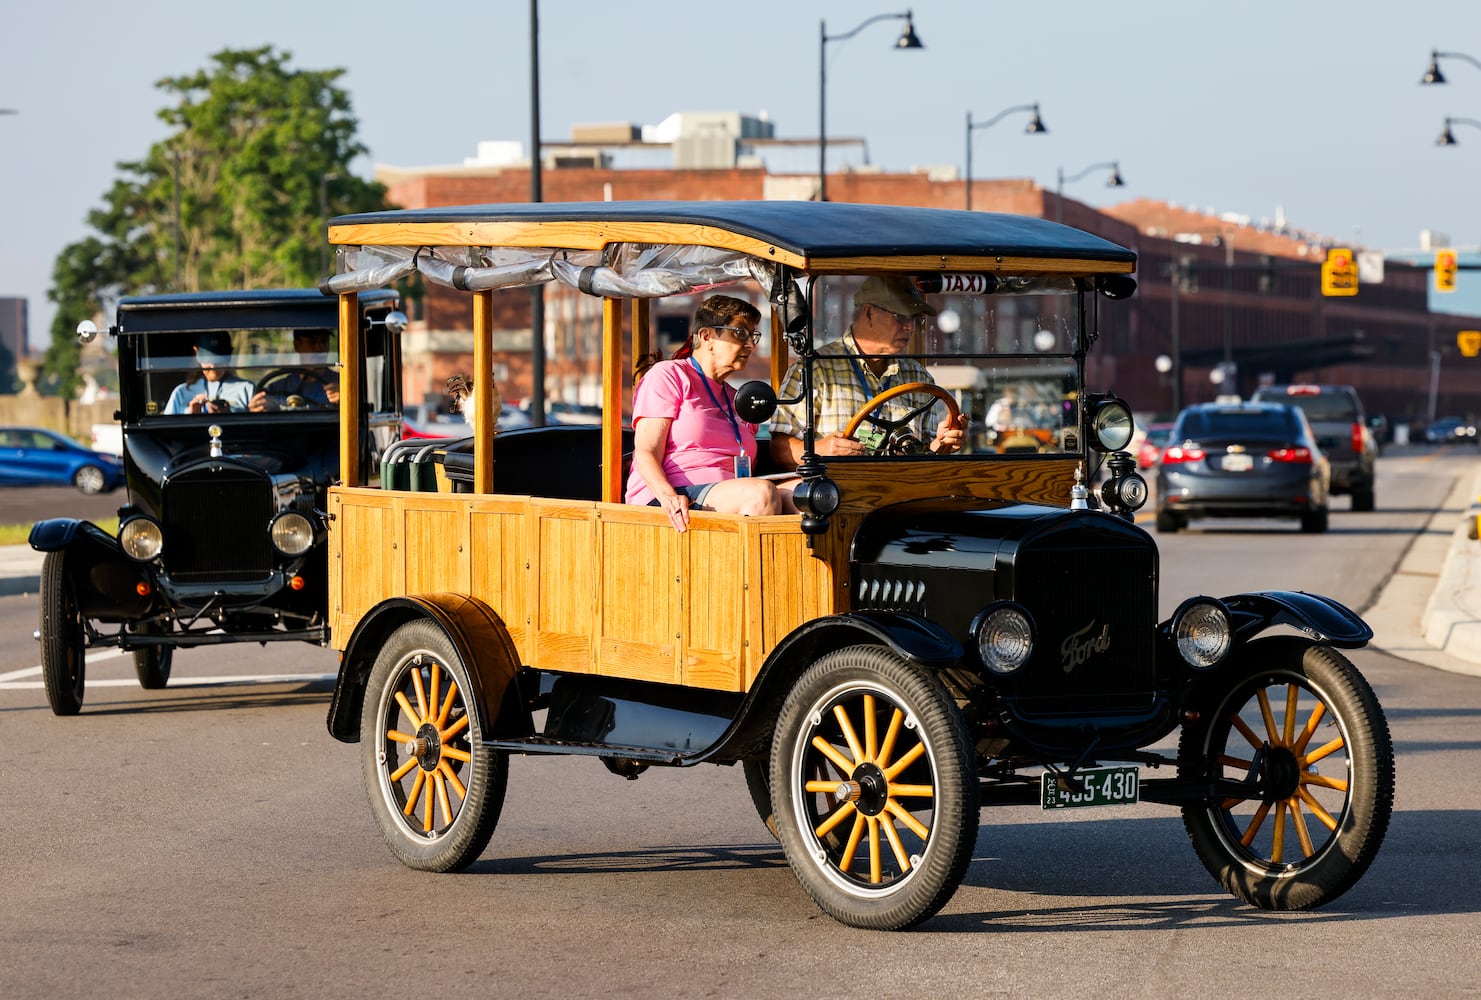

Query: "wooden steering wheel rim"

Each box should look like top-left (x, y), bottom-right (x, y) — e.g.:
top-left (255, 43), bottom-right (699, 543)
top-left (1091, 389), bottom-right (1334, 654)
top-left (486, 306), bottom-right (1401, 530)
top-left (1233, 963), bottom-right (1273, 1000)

top-left (841, 381), bottom-right (961, 440)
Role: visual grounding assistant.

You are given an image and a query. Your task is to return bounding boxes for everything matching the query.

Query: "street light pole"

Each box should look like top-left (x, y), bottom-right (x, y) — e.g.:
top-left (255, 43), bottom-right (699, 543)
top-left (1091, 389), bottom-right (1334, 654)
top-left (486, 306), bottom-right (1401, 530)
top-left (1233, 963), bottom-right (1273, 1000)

top-left (964, 103), bottom-right (1046, 210)
top-left (1054, 160), bottom-right (1123, 224)
top-left (818, 10), bottom-right (923, 202)
top-left (1421, 49), bottom-right (1481, 84)
top-left (1435, 116), bottom-right (1481, 145)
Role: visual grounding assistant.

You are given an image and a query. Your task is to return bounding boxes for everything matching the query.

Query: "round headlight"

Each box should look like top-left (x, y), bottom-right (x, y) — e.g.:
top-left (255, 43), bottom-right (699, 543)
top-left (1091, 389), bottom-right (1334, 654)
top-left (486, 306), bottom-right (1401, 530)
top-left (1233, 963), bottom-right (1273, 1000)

top-left (270, 511), bottom-right (316, 557)
top-left (975, 604), bottom-right (1035, 675)
top-left (1090, 397), bottom-right (1135, 452)
top-left (1172, 598), bottom-right (1232, 670)
top-left (119, 518), bottom-right (163, 561)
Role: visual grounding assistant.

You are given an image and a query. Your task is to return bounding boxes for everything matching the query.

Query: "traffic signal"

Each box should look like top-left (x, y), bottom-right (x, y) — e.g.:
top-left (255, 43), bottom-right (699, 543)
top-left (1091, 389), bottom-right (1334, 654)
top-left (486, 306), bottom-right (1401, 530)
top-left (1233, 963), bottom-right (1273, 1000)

top-left (1321, 247), bottom-right (1359, 297)
top-left (1436, 248), bottom-right (1458, 293)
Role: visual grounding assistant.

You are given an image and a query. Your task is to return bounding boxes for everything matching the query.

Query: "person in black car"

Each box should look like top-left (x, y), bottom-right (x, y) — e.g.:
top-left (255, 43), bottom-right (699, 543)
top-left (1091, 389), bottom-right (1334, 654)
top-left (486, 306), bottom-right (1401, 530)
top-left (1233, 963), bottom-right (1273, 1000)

top-left (249, 328), bottom-right (340, 412)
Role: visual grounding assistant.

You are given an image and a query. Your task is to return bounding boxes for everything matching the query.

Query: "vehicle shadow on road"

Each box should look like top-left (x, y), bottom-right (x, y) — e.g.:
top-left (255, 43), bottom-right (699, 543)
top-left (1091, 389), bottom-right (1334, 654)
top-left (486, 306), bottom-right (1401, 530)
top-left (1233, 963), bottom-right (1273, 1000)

top-left (468, 843), bottom-right (789, 876)
top-left (3, 679), bottom-right (335, 716)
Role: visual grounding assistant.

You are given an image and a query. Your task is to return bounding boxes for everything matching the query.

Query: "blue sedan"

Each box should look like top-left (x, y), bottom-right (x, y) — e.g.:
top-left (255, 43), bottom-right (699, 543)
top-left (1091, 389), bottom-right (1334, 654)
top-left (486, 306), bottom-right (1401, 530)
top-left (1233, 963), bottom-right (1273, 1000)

top-left (0, 426), bottom-right (124, 494)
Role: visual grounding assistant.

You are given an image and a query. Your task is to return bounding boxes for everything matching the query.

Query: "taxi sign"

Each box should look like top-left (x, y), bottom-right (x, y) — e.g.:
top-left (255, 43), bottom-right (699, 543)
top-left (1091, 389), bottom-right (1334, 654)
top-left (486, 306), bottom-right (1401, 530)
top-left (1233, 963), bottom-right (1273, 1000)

top-left (1460, 330), bottom-right (1481, 357)
top-left (1322, 247), bottom-right (1359, 297)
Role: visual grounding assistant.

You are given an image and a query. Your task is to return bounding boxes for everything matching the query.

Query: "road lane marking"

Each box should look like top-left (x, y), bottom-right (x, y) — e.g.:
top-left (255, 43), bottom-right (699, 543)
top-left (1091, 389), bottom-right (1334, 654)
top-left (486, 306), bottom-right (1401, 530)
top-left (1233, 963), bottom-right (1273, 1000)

top-left (0, 648), bottom-right (129, 682)
top-left (0, 672), bottom-right (337, 690)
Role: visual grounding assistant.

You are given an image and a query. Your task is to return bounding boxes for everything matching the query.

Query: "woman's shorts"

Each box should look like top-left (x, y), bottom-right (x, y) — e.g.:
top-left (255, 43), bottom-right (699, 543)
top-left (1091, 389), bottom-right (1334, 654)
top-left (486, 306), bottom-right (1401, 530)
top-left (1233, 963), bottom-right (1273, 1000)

top-left (648, 482), bottom-right (718, 507)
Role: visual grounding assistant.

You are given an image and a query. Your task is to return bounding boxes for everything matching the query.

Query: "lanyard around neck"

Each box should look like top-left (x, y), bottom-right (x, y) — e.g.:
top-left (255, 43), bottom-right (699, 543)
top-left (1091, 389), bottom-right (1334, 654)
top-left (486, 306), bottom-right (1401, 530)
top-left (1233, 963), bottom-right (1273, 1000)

top-left (688, 356), bottom-right (742, 446)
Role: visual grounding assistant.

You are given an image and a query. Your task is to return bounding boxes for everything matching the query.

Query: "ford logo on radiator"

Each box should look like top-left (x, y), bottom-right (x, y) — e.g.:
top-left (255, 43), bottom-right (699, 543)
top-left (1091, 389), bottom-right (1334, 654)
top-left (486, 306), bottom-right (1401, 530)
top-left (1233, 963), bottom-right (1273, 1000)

top-left (1061, 621), bottom-right (1111, 673)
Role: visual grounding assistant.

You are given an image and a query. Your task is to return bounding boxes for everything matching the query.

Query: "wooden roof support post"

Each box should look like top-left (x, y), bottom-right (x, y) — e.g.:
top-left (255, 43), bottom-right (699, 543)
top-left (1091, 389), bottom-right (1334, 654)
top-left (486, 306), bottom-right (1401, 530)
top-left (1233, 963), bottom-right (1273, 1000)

top-left (632, 296), bottom-right (651, 381)
top-left (338, 292), bottom-right (361, 486)
top-left (602, 296), bottom-right (625, 503)
top-left (473, 289), bottom-right (496, 492)
top-left (770, 307), bottom-right (789, 390)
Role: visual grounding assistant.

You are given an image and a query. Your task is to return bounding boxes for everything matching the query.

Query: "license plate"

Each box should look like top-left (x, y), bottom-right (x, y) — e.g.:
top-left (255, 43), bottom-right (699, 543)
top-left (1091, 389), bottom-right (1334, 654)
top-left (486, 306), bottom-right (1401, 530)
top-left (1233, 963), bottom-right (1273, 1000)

top-left (1222, 453), bottom-right (1253, 472)
top-left (1041, 766), bottom-right (1140, 809)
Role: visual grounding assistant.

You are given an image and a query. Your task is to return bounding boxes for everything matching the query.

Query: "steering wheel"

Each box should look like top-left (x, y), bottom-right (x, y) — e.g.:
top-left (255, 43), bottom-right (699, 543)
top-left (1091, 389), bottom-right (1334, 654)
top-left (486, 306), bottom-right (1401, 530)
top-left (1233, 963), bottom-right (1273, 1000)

top-left (841, 381), bottom-right (962, 455)
top-left (254, 368), bottom-right (327, 410)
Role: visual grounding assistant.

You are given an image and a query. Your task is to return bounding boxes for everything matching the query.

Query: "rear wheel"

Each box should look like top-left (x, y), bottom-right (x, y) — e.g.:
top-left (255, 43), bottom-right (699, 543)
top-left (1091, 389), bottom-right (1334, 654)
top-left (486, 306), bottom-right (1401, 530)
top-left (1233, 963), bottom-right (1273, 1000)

top-left (1156, 509), bottom-right (1182, 533)
top-left (39, 550), bottom-right (86, 715)
top-left (133, 646), bottom-right (173, 689)
top-left (1178, 638), bottom-right (1393, 910)
top-left (770, 645), bottom-right (979, 930)
top-left (742, 758), bottom-right (779, 841)
top-left (361, 619), bottom-right (507, 871)
top-left (1299, 507), bottom-right (1329, 533)
top-left (1350, 486), bottom-right (1375, 512)
top-left (72, 465), bottom-right (106, 495)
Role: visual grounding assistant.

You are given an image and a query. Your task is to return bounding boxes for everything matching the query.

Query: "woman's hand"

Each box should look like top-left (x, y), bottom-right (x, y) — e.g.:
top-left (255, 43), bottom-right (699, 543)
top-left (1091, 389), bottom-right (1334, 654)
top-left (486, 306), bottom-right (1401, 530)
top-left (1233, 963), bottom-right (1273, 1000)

top-left (656, 492), bottom-right (691, 533)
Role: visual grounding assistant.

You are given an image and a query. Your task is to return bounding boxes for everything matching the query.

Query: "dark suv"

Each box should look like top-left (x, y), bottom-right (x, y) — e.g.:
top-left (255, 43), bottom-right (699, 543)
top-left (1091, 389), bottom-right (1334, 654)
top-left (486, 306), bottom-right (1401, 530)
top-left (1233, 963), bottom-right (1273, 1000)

top-left (1249, 384), bottom-right (1376, 510)
top-left (29, 288), bottom-right (404, 716)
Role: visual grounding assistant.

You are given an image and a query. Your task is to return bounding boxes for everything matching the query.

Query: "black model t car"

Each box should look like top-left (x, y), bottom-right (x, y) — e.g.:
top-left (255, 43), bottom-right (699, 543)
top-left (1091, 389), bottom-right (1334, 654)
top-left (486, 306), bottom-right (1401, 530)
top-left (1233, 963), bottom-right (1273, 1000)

top-left (29, 288), bottom-right (405, 715)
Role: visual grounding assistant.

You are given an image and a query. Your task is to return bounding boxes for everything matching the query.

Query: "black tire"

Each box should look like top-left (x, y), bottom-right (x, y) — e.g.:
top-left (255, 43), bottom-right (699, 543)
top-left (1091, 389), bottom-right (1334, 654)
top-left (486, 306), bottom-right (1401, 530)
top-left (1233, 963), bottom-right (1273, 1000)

top-left (72, 465), bottom-right (106, 495)
top-left (770, 645), bottom-right (979, 930)
top-left (361, 619), bottom-right (508, 872)
top-left (1350, 486), bottom-right (1375, 512)
top-left (133, 646), bottom-right (173, 689)
top-left (39, 550), bottom-right (86, 715)
top-left (1299, 507), bottom-right (1329, 534)
top-left (1156, 509), bottom-right (1182, 533)
top-left (742, 758), bottom-right (779, 841)
top-left (1178, 637), bottom-right (1393, 910)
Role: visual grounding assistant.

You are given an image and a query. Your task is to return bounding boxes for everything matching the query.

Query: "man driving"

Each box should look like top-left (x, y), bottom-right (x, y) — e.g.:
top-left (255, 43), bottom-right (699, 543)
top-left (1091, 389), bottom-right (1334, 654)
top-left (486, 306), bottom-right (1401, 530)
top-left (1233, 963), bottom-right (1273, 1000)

top-left (249, 328), bottom-right (340, 412)
top-left (768, 276), bottom-right (968, 469)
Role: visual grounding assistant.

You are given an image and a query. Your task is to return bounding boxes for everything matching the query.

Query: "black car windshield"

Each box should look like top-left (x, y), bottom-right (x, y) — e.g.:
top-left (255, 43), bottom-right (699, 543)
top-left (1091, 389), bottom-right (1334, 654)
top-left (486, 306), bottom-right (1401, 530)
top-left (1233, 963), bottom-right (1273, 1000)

top-left (128, 328), bottom-right (339, 418)
top-left (1266, 392), bottom-right (1356, 421)
top-left (1179, 409), bottom-right (1298, 439)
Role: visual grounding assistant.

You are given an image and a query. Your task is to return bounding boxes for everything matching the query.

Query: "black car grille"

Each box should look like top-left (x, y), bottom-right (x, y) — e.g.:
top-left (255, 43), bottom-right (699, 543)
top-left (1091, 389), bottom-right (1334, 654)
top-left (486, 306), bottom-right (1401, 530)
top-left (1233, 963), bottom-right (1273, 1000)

top-left (163, 467), bottom-right (274, 582)
top-left (1011, 541), bottom-right (1157, 714)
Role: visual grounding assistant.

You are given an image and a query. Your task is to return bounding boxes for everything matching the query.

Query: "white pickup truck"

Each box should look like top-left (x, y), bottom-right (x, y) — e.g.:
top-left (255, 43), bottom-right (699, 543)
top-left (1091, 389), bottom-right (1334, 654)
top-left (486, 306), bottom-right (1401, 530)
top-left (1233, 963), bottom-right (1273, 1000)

top-left (90, 422), bottom-right (123, 456)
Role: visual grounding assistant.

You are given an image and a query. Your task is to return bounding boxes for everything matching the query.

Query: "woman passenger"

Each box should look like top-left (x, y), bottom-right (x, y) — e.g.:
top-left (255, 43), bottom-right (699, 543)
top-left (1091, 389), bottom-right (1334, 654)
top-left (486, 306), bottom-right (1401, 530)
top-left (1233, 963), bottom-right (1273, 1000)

top-left (625, 294), bottom-right (796, 532)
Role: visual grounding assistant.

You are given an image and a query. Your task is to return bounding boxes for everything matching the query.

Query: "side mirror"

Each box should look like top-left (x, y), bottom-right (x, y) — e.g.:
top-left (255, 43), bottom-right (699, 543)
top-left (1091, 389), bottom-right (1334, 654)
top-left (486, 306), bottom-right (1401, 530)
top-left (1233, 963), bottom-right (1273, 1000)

top-left (76, 320), bottom-right (99, 344)
top-left (380, 310), bottom-right (408, 336)
top-left (734, 380), bottom-right (778, 424)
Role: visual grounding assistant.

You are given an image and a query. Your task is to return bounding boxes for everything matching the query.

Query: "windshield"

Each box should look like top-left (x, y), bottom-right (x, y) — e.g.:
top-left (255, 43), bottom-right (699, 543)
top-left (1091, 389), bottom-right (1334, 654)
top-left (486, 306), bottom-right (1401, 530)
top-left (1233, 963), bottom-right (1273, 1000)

top-left (125, 327), bottom-right (339, 418)
top-left (777, 274), bottom-right (1084, 457)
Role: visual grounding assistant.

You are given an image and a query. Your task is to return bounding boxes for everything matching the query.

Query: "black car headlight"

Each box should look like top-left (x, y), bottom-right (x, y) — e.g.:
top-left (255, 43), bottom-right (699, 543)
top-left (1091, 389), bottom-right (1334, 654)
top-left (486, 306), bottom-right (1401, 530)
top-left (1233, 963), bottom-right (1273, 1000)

top-left (1087, 395), bottom-right (1135, 452)
top-left (1171, 597), bottom-right (1232, 670)
top-left (270, 511), bottom-right (317, 557)
top-left (119, 517), bottom-right (163, 561)
top-left (973, 603), bottom-right (1035, 676)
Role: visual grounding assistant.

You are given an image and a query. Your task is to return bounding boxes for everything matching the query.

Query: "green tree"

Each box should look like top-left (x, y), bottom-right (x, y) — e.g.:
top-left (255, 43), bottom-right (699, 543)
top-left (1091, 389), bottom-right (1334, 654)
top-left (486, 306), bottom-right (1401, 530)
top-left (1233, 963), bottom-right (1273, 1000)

top-left (43, 45), bottom-right (393, 396)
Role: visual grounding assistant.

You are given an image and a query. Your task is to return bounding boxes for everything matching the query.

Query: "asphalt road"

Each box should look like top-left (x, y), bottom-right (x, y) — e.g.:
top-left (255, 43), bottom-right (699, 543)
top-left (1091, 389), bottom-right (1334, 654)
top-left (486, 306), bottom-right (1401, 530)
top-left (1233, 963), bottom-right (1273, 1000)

top-left (1, 452), bottom-right (1479, 997)
top-left (0, 484), bottom-right (125, 528)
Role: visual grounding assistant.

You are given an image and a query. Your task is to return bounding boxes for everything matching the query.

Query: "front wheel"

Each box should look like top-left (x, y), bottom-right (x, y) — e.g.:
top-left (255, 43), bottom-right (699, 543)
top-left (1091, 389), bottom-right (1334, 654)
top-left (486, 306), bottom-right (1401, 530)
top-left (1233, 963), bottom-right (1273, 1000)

top-left (361, 619), bottom-right (508, 872)
top-left (1178, 637), bottom-right (1393, 910)
top-left (770, 645), bottom-right (979, 930)
top-left (39, 550), bottom-right (86, 715)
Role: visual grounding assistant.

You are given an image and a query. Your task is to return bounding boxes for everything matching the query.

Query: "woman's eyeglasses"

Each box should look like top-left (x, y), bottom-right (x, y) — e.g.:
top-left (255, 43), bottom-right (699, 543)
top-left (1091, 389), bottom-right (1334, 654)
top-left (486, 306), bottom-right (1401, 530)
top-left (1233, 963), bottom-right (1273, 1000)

top-left (710, 326), bottom-right (762, 346)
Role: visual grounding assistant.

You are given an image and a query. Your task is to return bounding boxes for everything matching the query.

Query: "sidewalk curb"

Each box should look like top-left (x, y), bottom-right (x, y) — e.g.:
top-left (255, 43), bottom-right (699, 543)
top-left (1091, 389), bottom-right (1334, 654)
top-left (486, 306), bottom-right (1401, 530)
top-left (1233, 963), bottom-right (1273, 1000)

top-left (1420, 466), bottom-right (1481, 667)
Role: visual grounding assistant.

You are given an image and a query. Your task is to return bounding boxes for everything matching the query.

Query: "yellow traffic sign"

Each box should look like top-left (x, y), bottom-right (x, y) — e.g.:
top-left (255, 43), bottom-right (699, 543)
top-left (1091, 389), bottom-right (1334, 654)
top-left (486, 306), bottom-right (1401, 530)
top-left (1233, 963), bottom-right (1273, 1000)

top-left (1322, 247), bottom-right (1358, 297)
top-left (1460, 330), bottom-right (1481, 357)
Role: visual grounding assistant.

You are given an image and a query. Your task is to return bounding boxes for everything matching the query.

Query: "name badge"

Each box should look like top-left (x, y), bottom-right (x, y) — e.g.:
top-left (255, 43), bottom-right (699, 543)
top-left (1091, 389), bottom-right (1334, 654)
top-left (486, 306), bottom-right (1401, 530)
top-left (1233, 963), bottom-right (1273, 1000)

top-left (734, 453), bottom-right (751, 478)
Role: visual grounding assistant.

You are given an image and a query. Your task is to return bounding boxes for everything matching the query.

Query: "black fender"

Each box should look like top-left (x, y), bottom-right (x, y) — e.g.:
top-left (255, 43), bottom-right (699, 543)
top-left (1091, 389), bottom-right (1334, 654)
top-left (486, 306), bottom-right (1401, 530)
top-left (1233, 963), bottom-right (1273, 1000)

top-left (326, 593), bottom-right (533, 745)
top-left (692, 611), bottom-right (964, 764)
top-left (28, 518), bottom-right (153, 619)
top-left (1220, 590), bottom-right (1373, 648)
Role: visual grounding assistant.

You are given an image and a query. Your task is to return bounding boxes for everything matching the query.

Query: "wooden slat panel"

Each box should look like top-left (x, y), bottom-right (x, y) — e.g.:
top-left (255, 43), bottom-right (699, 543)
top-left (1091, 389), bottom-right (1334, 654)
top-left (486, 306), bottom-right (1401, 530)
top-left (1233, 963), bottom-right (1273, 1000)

top-left (534, 501), bottom-right (597, 672)
top-left (403, 504), bottom-right (467, 594)
top-left (682, 521), bottom-right (744, 690)
top-left (827, 459), bottom-right (1079, 513)
top-left (469, 500), bottom-right (533, 656)
top-left (598, 513), bottom-right (678, 684)
top-left (758, 528), bottom-right (830, 654)
top-left (330, 488), bottom-right (399, 648)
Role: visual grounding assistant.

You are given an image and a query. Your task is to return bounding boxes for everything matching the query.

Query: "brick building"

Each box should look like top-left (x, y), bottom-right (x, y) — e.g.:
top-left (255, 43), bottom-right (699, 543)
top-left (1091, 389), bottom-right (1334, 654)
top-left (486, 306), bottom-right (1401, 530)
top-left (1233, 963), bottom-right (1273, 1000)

top-left (372, 134), bottom-right (1481, 429)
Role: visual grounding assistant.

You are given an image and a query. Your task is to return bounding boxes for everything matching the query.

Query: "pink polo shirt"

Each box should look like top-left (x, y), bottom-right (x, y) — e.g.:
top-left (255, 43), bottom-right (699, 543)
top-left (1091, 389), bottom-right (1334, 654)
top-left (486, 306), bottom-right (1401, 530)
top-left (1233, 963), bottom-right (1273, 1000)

top-left (624, 359), bottom-right (758, 505)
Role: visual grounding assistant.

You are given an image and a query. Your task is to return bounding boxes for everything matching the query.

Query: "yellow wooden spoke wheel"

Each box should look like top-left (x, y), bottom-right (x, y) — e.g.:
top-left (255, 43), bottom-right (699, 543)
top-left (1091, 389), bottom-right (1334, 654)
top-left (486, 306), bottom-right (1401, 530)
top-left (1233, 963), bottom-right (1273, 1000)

top-left (770, 645), bottom-right (978, 930)
top-left (1179, 637), bottom-right (1393, 910)
top-left (361, 619), bottom-right (507, 872)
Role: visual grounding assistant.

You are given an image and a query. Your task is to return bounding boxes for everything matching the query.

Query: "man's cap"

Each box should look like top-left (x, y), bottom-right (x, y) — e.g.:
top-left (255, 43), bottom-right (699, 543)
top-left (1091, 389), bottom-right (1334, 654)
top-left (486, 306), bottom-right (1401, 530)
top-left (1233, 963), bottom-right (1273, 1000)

top-left (196, 332), bottom-right (233, 364)
top-left (854, 276), bottom-right (939, 318)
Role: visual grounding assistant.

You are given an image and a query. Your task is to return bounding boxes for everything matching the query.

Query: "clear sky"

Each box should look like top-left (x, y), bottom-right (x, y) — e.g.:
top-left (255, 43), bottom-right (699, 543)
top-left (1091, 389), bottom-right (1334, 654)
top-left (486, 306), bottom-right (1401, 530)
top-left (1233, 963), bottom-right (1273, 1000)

top-left (5, 1), bottom-right (1481, 352)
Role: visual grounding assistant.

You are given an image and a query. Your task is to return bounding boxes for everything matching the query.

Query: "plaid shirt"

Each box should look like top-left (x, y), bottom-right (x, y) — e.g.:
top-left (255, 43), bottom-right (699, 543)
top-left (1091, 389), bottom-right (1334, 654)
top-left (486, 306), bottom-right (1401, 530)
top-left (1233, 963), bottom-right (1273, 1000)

top-left (771, 330), bottom-right (948, 448)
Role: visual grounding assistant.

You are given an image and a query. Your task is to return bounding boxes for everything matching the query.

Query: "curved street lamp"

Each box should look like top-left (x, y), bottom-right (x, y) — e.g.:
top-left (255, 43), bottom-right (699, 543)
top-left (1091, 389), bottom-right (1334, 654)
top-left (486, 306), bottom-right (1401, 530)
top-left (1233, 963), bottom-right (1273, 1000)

top-left (964, 103), bottom-right (1046, 210)
top-left (1436, 116), bottom-right (1481, 145)
top-left (1055, 160), bottom-right (1123, 224)
top-left (819, 10), bottom-right (923, 202)
top-left (1421, 49), bottom-right (1481, 85)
